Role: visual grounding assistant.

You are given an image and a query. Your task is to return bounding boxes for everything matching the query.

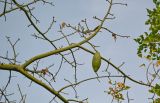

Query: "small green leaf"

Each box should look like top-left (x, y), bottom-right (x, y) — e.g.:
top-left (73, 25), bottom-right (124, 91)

top-left (123, 86), bottom-right (130, 90)
top-left (149, 89), bottom-right (154, 93)
top-left (149, 84), bottom-right (160, 96)
top-left (147, 9), bottom-right (152, 14)
top-left (153, 0), bottom-right (157, 4)
top-left (139, 63), bottom-right (146, 68)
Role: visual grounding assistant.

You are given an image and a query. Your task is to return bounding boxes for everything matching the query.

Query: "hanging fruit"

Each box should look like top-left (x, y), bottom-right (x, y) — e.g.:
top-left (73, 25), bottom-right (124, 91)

top-left (92, 51), bottom-right (101, 72)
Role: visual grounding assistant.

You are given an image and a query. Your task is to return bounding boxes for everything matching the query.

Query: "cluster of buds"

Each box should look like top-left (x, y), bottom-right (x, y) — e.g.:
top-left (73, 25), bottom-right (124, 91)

top-left (117, 82), bottom-right (125, 89)
top-left (40, 68), bottom-right (49, 75)
top-left (107, 82), bottom-right (130, 101)
top-left (155, 60), bottom-right (160, 67)
top-left (108, 87), bottom-right (124, 100)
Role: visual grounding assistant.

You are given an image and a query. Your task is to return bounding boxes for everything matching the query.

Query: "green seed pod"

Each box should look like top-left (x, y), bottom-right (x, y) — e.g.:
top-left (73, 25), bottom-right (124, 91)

top-left (92, 51), bottom-right (101, 72)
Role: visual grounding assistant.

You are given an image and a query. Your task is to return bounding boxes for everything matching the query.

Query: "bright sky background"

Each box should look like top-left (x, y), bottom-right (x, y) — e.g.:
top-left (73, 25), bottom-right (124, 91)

top-left (0, 0), bottom-right (155, 103)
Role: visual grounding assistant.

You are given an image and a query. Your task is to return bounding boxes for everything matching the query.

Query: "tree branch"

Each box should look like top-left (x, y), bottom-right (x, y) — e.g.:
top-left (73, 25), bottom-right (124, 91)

top-left (21, 0), bottom-right (113, 68)
top-left (78, 45), bottom-right (153, 87)
top-left (0, 64), bottom-right (69, 103)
